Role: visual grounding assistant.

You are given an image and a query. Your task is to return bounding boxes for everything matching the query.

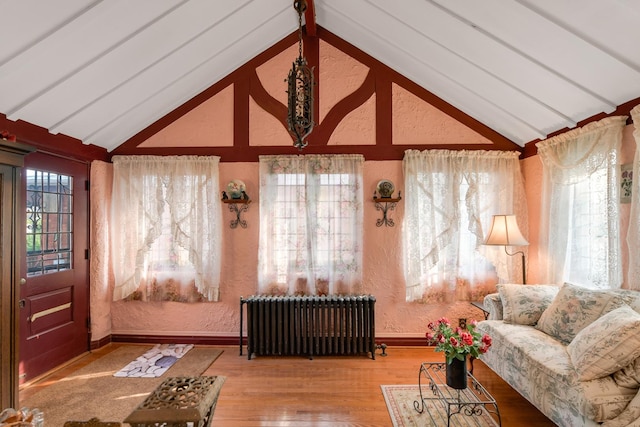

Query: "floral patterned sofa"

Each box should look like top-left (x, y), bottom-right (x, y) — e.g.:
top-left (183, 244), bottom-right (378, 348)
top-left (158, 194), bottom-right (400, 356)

top-left (477, 283), bottom-right (640, 427)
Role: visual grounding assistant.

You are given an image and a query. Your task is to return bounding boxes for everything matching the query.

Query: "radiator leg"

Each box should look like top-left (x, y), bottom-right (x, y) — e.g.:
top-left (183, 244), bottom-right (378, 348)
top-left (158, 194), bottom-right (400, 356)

top-left (239, 298), bottom-right (244, 356)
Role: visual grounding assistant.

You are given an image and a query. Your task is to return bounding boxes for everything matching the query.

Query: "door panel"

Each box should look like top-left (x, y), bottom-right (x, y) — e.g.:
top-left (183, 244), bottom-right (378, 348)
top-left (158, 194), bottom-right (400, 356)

top-left (1, 163), bottom-right (20, 408)
top-left (19, 153), bottom-right (89, 383)
top-left (27, 287), bottom-right (73, 335)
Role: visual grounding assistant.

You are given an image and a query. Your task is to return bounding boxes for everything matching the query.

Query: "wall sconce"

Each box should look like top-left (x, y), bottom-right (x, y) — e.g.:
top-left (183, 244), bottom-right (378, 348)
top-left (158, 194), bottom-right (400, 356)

top-left (222, 180), bottom-right (250, 229)
top-left (372, 179), bottom-right (401, 227)
top-left (484, 214), bottom-right (528, 283)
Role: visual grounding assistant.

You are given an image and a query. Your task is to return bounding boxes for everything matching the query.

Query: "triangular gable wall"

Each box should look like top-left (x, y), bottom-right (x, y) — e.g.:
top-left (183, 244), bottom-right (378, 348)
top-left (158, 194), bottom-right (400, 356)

top-left (113, 27), bottom-right (519, 161)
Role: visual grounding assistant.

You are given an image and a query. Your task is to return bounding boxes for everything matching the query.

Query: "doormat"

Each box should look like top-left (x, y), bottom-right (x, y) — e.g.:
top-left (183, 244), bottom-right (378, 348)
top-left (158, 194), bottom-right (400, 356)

top-left (381, 384), bottom-right (499, 427)
top-left (113, 343), bottom-right (194, 378)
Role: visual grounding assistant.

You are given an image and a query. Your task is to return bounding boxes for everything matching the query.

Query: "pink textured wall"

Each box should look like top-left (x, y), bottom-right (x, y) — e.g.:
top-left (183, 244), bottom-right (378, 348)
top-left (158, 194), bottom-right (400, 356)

top-left (140, 85), bottom-right (234, 147)
top-left (139, 40), bottom-right (490, 150)
top-left (392, 84), bottom-right (492, 145)
top-left (520, 155), bottom-right (542, 285)
top-left (104, 161), bottom-right (484, 341)
top-left (101, 125), bottom-right (638, 342)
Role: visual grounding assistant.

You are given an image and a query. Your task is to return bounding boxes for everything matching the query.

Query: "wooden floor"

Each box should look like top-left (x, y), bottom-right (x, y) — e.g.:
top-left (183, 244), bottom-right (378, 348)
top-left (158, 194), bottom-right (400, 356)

top-left (20, 344), bottom-right (556, 427)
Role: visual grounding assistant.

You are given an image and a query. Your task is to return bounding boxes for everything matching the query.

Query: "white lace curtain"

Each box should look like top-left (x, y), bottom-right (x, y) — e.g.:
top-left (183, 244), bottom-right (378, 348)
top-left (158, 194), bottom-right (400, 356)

top-left (111, 155), bottom-right (222, 301)
top-left (627, 105), bottom-right (640, 290)
top-left (537, 116), bottom-right (626, 288)
top-left (403, 149), bottom-right (527, 303)
top-left (258, 154), bottom-right (364, 296)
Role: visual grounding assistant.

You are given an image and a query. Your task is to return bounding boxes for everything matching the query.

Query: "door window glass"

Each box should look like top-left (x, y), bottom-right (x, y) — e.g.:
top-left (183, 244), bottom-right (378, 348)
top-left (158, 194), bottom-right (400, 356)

top-left (25, 169), bottom-right (73, 276)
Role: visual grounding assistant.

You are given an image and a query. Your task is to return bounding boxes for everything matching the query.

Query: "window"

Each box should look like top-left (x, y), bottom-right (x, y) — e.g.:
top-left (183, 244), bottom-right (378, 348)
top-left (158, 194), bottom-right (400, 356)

top-left (258, 155), bottom-right (364, 296)
top-left (537, 116), bottom-right (625, 289)
top-left (110, 156), bottom-right (222, 302)
top-left (403, 150), bottom-right (527, 302)
top-left (25, 169), bottom-right (73, 276)
top-left (563, 169), bottom-right (609, 286)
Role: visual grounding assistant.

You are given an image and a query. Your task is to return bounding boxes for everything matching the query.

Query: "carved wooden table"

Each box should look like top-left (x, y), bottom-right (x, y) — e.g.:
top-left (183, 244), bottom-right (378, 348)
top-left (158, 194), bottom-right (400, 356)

top-left (124, 376), bottom-right (225, 427)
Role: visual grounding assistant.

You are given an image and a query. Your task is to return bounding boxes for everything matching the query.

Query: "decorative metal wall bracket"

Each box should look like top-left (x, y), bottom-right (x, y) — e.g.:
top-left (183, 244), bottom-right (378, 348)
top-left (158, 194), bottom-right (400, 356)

top-left (222, 197), bottom-right (251, 229)
top-left (373, 192), bottom-right (401, 227)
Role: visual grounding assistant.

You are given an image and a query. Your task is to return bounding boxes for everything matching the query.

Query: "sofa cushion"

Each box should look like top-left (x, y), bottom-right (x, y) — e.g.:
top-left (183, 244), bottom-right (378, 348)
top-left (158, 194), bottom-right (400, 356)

top-left (602, 391), bottom-right (640, 427)
top-left (611, 289), bottom-right (640, 314)
top-left (568, 305), bottom-right (640, 381)
top-left (497, 284), bottom-right (559, 325)
top-left (536, 282), bottom-right (625, 344)
top-left (613, 357), bottom-right (640, 389)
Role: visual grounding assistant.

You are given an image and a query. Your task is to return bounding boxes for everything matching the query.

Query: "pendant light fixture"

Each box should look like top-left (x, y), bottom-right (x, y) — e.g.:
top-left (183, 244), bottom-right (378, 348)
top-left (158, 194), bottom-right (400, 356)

top-left (286, 0), bottom-right (314, 150)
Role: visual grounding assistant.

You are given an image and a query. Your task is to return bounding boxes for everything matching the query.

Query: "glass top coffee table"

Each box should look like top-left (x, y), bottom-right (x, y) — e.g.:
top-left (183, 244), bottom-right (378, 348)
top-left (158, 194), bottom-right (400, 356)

top-left (414, 362), bottom-right (501, 426)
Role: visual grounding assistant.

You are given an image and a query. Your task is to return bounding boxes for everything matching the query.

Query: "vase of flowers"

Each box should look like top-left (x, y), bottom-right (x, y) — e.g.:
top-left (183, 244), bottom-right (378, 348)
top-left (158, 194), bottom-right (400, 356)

top-left (426, 317), bottom-right (492, 389)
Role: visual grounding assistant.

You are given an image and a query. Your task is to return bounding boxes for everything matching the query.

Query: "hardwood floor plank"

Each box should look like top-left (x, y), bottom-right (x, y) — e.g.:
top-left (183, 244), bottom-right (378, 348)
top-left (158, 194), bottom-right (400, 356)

top-left (19, 344), bottom-right (556, 426)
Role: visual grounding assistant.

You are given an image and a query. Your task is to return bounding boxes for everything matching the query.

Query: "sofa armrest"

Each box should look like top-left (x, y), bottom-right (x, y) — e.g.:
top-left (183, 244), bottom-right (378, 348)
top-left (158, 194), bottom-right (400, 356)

top-left (483, 293), bottom-right (503, 320)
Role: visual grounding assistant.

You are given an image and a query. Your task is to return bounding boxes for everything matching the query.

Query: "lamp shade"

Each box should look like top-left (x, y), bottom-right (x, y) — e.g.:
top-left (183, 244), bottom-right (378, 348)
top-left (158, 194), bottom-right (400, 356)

top-left (485, 214), bottom-right (529, 246)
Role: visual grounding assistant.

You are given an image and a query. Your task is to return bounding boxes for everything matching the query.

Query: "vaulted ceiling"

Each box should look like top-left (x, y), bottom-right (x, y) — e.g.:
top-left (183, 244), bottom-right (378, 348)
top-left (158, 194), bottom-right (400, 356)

top-left (1, 0), bottom-right (639, 153)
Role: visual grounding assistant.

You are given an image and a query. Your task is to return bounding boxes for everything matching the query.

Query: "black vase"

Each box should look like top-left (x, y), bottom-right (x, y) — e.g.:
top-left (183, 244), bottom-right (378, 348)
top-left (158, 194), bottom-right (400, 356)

top-left (446, 356), bottom-right (468, 389)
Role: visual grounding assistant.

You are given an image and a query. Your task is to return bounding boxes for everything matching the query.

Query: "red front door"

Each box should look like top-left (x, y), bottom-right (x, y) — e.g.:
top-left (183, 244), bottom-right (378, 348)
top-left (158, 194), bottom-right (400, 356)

top-left (19, 153), bottom-right (90, 383)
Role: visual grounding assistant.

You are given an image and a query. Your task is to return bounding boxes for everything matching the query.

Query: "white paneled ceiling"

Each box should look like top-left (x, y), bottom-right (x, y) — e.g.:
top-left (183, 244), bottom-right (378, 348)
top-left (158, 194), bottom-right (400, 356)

top-left (1, 0), bottom-right (639, 152)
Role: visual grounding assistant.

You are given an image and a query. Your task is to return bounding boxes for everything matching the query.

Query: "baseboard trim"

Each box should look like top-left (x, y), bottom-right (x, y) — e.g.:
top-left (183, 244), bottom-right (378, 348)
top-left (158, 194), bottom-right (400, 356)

top-left (95, 334), bottom-right (427, 349)
top-left (90, 334), bottom-right (112, 350)
top-left (111, 334), bottom-right (241, 346)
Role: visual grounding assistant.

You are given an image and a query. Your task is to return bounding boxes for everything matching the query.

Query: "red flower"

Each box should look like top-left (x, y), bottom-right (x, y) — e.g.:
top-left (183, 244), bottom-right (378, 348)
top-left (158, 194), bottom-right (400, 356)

top-left (438, 317), bottom-right (450, 326)
top-left (425, 316), bottom-right (492, 364)
top-left (460, 332), bottom-right (474, 346)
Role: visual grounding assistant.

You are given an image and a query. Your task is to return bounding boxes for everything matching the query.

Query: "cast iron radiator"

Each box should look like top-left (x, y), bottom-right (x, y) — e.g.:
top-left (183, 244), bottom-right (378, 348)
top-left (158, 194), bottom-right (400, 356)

top-left (239, 295), bottom-right (376, 360)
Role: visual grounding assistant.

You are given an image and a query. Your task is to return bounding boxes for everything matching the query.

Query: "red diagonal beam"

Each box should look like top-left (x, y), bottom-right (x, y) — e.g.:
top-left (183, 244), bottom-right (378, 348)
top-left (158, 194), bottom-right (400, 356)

top-left (304, 0), bottom-right (316, 37)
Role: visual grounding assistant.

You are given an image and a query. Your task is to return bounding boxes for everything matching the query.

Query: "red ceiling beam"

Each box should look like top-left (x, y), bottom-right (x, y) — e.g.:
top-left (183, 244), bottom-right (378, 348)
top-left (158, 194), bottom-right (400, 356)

top-left (304, 0), bottom-right (316, 37)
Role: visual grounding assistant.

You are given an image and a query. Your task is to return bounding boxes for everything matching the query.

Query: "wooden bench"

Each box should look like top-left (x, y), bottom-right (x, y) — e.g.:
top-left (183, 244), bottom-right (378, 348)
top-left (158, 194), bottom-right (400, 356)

top-left (124, 376), bottom-right (225, 427)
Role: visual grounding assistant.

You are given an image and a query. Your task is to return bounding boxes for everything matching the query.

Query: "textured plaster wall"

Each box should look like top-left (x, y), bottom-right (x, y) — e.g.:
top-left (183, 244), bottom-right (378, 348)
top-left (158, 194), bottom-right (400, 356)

top-left (391, 84), bottom-right (492, 146)
top-left (140, 40), bottom-right (488, 150)
top-left (96, 37), bottom-right (573, 342)
top-left (102, 123), bottom-right (638, 341)
top-left (106, 160), bottom-right (482, 340)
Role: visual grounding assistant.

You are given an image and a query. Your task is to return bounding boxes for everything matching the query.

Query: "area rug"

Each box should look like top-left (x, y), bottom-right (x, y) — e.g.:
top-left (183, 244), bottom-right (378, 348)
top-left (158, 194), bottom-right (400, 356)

top-left (113, 343), bottom-right (194, 377)
top-left (381, 384), bottom-right (499, 427)
top-left (21, 345), bottom-right (223, 426)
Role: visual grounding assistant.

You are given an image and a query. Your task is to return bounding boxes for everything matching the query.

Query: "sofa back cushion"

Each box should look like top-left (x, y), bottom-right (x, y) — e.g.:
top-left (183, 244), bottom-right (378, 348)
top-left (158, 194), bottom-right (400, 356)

top-left (535, 282), bottom-right (625, 344)
top-left (567, 305), bottom-right (640, 381)
top-left (611, 289), bottom-right (640, 314)
top-left (497, 284), bottom-right (559, 325)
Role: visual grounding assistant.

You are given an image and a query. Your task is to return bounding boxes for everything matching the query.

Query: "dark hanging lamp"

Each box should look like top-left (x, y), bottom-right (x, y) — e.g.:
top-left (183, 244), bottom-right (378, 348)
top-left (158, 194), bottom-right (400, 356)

top-left (286, 0), bottom-right (314, 150)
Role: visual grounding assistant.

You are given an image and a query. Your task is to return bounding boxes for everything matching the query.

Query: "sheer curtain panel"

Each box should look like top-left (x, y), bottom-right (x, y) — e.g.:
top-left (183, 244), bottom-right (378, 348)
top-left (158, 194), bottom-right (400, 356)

top-left (627, 105), bottom-right (640, 290)
top-left (111, 156), bottom-right (222, 301)
top-left (537, 116), bottom-right (626, 289)
top-left (403, 150), bottom-right (527, 303)
top-left (258, 154), bottom-right (364, 296)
